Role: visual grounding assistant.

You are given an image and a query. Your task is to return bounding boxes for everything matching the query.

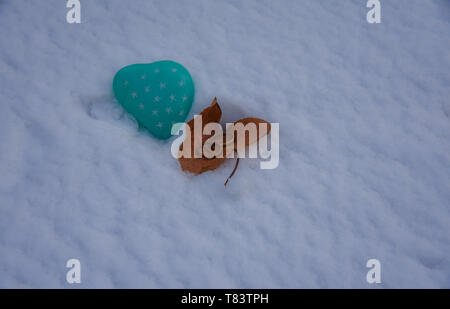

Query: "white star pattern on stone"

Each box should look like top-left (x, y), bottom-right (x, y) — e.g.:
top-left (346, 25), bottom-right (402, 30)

top-left (154, 96), bottom-right (160, 102)
top-left (160, 82), bottom-right (166, 89)
top-left (169, 94), bottom-right (176, 101)
top-left (179, 110), bottom-right (184, 116)
top-left (156, 122), bottom-right (163, 128)
top-left (166, 107), bottom-right (172, 114)
top-left (182, 95), bottom-right (188, 102)
top-left (145, 86), bottom-right (150, 92)
top-left (152, 110), bottom-right (158, 116)
top-left (172, 68), bottom-right (177, 72)
top-left (154, 68), bottom-right (159, 73)
top-left (123, 81), bottom-right (129, 86)
top-left (131, 92), bottom-right (138, 98)
top-left (139, 103), bottom-right (144, 110)
top-left (141, 74), bottom-right (146, 79)
top-left (178, 80), bottom-right (184, 87)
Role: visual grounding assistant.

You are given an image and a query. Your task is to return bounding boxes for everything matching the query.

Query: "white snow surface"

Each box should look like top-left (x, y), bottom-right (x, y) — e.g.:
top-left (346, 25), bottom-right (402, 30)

top-left (0, 0), bottom-right (449, 288)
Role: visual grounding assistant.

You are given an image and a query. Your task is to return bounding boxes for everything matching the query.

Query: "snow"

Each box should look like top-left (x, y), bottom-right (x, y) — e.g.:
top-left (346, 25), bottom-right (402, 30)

top-left (0, 0), bottom-right (449, 288)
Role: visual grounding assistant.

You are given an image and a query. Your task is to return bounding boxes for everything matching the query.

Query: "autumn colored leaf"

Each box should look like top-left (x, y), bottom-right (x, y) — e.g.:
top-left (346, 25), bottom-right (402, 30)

top-left (224, 118), bottom-right (271, 186)
top-left (232, 117), bottom-right (271, 152)
top-left (178, 98), bottom-right (226, 175)
top-left (178, 98), bottom-right (271, 186)
top-left (187, 97), bottom-right (222, 128)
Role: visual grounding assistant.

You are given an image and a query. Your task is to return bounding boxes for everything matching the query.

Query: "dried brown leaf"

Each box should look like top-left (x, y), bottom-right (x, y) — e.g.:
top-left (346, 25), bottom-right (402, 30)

top-left (178, 99), bottom-right (272, 183)
top-left (233, 117), bottom-right (271, 151)
top-left (179, 98), bottom-right (226, 175)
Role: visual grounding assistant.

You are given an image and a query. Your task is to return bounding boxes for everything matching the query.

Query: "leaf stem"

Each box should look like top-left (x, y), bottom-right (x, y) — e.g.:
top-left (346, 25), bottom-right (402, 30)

top-left (224, 157), bottom-right (240, 186)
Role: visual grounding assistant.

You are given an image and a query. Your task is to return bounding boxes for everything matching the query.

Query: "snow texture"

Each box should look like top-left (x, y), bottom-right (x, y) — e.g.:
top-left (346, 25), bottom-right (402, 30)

top-left (0, 0), bottom-right (449, 288)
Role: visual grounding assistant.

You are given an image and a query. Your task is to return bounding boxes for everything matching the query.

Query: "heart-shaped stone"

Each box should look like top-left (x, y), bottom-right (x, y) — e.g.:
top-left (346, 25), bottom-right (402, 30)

top-left (113, 60), bottom-right (195, 139)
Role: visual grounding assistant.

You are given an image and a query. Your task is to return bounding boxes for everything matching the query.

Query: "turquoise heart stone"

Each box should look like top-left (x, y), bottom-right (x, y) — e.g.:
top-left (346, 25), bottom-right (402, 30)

top-left (113, 60), bottom-right (195, 139)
